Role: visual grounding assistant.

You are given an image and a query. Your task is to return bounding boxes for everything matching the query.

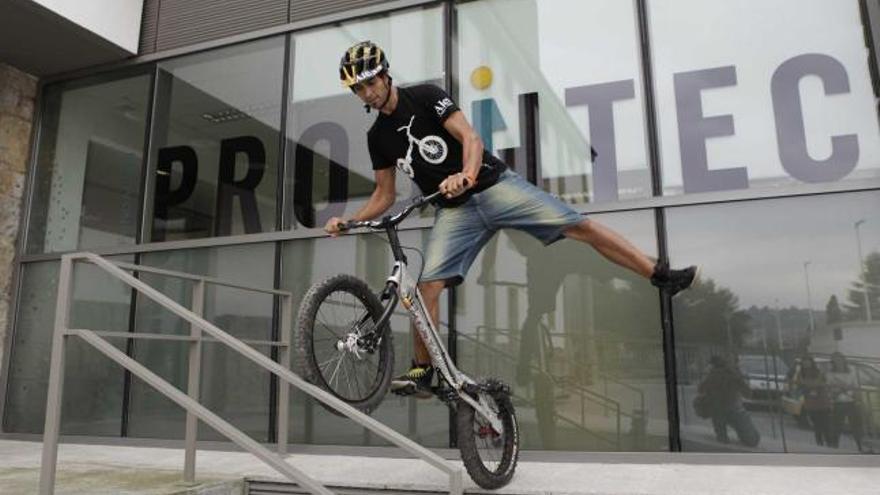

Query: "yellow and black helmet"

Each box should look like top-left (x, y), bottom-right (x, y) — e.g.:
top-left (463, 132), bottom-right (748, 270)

top-left (339, 40), bottom-right (389, 88)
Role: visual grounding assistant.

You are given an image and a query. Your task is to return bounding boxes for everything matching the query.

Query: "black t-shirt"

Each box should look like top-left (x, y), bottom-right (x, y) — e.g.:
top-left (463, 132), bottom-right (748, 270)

top-left (367, 84), bottom-right (506, 207)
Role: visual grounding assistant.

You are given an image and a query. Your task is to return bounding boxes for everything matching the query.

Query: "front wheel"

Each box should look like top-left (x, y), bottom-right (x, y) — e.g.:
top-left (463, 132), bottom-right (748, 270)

top-left (295, 274), bottom-right (393, 416)
top-left (457, 380), bottom-right (519, 489)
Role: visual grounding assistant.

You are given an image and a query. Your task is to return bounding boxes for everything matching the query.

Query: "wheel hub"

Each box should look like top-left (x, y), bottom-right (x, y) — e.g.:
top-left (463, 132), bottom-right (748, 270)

top-left (335, 333), bottom-right (364, 359)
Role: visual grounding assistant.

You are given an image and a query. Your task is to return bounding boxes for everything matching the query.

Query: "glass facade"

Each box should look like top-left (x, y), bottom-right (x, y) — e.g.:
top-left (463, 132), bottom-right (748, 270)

top-left (126, 244), bottom-right (276, 440)
top-left (148, 38), bottom-right (285, 242)
top-left (26, 71), bottom-right (152, 253)
top-left (670, 191), bottom-right (880, 453)
top-left (4, 0), bottom-right (880, 457)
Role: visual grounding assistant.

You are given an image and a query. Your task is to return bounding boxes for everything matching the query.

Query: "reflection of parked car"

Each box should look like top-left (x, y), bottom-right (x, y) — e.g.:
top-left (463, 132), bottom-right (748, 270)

top-left (737, 354), bottom-right (789, 406)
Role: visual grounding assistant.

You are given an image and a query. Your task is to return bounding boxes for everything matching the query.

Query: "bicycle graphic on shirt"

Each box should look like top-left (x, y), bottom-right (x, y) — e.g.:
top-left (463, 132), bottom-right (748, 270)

top-left (395, 115), bottom-right (448, 178)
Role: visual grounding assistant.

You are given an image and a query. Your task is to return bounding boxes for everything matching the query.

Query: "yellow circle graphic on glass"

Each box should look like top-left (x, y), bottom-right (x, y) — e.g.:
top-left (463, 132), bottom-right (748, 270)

top-left (470, 66), bottom-right (493, 90)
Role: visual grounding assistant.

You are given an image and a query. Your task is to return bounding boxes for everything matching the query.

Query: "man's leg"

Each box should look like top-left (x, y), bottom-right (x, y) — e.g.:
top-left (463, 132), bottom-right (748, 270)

top-left (562, 218), bottom-right (654, 277)
top-left (563, 218), bottom-right (698, 295)
top-left (390, 279), bottom-right (445, 396)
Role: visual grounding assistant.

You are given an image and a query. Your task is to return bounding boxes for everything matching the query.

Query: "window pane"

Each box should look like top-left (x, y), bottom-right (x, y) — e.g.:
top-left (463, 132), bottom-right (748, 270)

top-left (126, 244), bottom-right (275, 441)
top-left (280, 230), bottom-right (450, 448)
top-left (26, 72), bottom-right (151, 253)
top-left (668, 191), bottom-right (880, 453)
top-left (456, 212), bottom-right (668, 451)
top-left (285, 6), bottom-right (444, 230)
top-left (149, 38), bottom-right (284, 242)
top-left (456, 0), bottom-right (651, 204)
top-left (3, 257), bottom-right (132, 435)
top-left (649, 0), bottom-right (880, 196)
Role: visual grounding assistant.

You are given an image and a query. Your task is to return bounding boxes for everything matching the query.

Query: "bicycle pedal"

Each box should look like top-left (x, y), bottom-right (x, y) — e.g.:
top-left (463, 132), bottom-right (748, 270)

top-left (392, 384), bottom-right (432, 399)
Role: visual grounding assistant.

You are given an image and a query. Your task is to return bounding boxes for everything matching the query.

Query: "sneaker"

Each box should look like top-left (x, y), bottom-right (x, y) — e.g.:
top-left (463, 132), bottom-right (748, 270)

top-left (651, 262), bottom-right (699, 297)
top-left (390, 361), bottom-right (434, 398)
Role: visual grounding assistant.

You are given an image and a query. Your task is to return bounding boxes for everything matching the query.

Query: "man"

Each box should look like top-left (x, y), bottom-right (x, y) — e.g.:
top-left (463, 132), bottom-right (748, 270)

top-left (326, 40), bottom-right (697, 396)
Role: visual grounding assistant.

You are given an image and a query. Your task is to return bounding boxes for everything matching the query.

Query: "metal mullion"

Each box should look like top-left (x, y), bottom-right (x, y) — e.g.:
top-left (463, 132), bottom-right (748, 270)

top-left (273, 30), bottom-right (293, 441)
top-left (860, 0), bottom-right (880, 97)
top-left (16, 78), bottom-right (46, 258)
top-left (120, 252), bottom-right (140, 438)
top-left (443, 0), bottom-right (458, 450)
top-left (122, 64), bottom-right (159, 437)
top-left (139, 64), bottom-right (168, 245)
top-left (268, 241), bottom-right (283, 444)
top-left (636, 0), bottom-right (682, 452)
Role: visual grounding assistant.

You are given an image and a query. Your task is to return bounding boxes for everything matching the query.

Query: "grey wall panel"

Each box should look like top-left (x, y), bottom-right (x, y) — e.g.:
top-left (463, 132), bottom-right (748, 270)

top-left (154, 0), bottom-right (288, 52)
top-left (138, 0), bottom-right (403, 56)
top-left (139, 0), bottom-right (161, 54)
top-left (290, 0), bottom-right (395, 22)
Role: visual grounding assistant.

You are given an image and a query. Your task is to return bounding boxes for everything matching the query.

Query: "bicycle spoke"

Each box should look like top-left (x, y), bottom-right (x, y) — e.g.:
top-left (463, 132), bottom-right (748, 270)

top-left (305, 283), bottom-right (390, 405)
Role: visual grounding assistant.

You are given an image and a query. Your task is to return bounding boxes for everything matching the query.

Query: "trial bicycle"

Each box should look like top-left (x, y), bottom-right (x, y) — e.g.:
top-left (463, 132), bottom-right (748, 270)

top-left (295, 190), bottom-right (519, 489)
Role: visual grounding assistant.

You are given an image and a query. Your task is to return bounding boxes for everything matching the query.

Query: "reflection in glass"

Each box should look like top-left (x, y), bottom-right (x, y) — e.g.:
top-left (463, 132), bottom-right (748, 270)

top-left (456, 212), bottom-right (667, 451)
top-left (285, 6), bottom-right (444, 230)
top-left (3, 257), bottom-right (132, 435)
top-left (281, 229), bottom-right (449, 448)
top-left (126, 244), bottom-right (275, 440)
top-left (149, 38), bottom-right (284, 242)
top-left (668, 190), bottom-right (880, 453)
top-left (649, 0), bottom-right (880, 196)
top-left (456, 0), bottom-right (651, 204)
top-left (26, 72), bottom-right (152, 253)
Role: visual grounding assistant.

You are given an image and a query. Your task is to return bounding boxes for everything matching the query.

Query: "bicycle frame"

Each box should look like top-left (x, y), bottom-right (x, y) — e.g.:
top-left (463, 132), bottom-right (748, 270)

top-left (385, 251), bottom-right (504, 433)
top-left (343, 196), bottom-right (503, 433)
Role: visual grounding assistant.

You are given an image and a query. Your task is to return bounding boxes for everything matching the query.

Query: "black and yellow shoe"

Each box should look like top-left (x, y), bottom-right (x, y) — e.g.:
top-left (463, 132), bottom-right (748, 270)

top-left (390, 361), bottom-right (434, 399)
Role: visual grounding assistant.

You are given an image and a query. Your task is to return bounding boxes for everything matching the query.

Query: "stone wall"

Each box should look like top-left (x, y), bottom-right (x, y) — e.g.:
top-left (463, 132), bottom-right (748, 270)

top-left (0, 63), bottom-right (37, 381)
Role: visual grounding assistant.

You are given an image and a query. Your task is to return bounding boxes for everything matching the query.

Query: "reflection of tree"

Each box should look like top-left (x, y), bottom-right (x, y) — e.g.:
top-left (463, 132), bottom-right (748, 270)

top-left (844, 251), bottom-right (880, 321)
top-left (672, 278), bottom-right (749, 348)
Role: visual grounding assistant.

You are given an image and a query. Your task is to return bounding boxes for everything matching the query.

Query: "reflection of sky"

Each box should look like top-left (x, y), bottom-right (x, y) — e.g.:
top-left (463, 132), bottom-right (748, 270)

top-left (651, 0), bottom-right (880, 191)
top-left (666, 191), bottom-right (880, 309)
top-left (291, 7), bottom-right (444, 102)
top-left (458, 0), bottom-right (880, 192)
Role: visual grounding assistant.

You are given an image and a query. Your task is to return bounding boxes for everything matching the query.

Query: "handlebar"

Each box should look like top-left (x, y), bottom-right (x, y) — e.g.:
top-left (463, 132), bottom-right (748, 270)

top-left (337, 177), bottom-right (471, 233)
top-left (337, 189), bottom-right (444, 233)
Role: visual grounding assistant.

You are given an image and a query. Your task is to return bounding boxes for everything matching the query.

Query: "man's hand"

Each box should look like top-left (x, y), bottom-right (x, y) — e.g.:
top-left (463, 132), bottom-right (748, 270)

top-left (325, 216), bottom-right (345, 237)
top-left (438, 172), bottom-right (475, 199)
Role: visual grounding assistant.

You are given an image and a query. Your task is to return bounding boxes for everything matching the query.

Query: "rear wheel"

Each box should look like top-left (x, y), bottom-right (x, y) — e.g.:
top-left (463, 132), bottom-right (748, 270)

top-left (295, 274), bottom-right (393, 415)
top-left (457, 380), bottom-right (519, 489)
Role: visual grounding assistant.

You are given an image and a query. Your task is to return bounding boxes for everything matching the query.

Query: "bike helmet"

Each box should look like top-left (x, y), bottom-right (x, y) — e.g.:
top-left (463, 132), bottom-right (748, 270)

top-left (339, 40), bottom-right (389, 88)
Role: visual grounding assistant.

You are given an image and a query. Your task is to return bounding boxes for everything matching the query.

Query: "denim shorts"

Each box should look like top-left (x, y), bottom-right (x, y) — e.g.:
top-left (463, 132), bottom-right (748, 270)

top-left (421, 169), bottom-right (584, 286)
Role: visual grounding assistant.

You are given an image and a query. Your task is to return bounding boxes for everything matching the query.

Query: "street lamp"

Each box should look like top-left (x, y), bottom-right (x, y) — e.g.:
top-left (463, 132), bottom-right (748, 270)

top-left (803, 261), bottom-right (815, 335)
top-left (855, 219), bottom-right (872, 321)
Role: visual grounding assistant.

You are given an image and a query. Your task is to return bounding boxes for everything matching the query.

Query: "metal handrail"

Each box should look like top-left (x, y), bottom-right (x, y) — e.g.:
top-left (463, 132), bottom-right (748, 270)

top-left (39, 252), bottom-right (463, 495)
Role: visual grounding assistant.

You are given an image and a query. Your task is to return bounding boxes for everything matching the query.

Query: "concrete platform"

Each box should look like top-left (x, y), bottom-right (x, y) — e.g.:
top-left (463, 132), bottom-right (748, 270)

top-left (1, 438), bottom-right (878, 494)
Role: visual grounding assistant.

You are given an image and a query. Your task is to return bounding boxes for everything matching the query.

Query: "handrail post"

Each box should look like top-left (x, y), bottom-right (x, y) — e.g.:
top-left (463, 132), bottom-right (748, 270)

top-left (39, 254), bottom-right (74, 495)
top-left (184, 280), bottom-right (205, 483)
top-left (277, 293), bottom-right (292, 455)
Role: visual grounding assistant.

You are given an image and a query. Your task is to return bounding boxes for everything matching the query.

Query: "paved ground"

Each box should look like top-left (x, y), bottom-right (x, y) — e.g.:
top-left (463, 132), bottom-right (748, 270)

top-left (1, 438), bottom-right (878, 494)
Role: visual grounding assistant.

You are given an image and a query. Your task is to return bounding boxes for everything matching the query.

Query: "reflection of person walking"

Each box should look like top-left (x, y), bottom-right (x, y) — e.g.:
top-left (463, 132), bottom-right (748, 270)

top-left (697, 356), bottom-right (760, 447)
top-left (827, 352), bottom-right (864, 450)
top-left (797, 356), bottom-right (833, 447)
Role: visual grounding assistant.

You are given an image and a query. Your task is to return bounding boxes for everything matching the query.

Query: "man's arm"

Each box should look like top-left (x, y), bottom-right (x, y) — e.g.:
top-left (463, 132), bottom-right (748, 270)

top-left (324, 167), bottom-right (396, 236)
top-left (438, 111), bottom-right (483, 198)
